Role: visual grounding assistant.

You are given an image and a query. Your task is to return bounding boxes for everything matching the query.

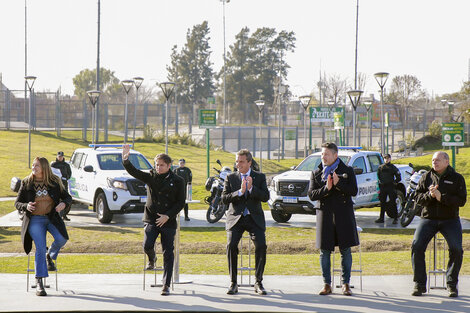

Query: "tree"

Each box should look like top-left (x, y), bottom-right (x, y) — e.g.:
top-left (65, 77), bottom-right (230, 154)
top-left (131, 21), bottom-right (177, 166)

top-left (166, 21), bottom-right (215, 117)
top-left (220, 27), bottom-right (296, 123)
top-left (387, 74), bottom-right (423, 136)
top-left (324, 74), bottom-right (349, 106)
top-left (72, 68), bottom-right (120, 100)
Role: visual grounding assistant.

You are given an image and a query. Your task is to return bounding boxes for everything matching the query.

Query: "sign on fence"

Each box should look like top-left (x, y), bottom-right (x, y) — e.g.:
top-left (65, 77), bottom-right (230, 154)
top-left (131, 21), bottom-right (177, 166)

top-left (442, 122), bottom-right (464, 146)
top-left (310, 107), bottom-right (343, 122)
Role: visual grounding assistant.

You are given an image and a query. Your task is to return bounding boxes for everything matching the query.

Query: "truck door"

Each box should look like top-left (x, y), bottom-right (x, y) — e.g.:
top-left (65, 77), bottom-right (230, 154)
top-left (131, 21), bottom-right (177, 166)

top-left (366, 154), bottom-right (383, 204)
top-left (350, 156), bottom-right (370, 205)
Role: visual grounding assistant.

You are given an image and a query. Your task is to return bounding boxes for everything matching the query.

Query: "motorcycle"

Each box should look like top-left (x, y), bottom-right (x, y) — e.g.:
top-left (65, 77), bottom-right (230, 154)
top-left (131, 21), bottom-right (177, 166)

top-left (400, 163), bottom-right (427, 227)
top-left (205, 160), bottom-right (232, 223)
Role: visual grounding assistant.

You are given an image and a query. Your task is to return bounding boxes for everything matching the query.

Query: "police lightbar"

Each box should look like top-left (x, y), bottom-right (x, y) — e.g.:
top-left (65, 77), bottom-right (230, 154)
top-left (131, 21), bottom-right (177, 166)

top-left (89, 144), bottom-right (133, 149)
top-left (338, 146), bottom-right (362, 150)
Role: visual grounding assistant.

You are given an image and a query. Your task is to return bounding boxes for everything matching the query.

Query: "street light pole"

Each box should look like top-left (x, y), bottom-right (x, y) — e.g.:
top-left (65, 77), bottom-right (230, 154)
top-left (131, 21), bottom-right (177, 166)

top-left (25, 75), bottom-right (36, 168)
top-left (255, 99), bottom-right (265, 172)
top-left (87, 90), bottom-right (101, 148)
top-left (132, 77), bottom-right (144, 147)
top-left (220, 0), bottom-right (230, 124)
top-left (347, 89), bottom-right (363, 146)
top-left (363, 101), bottom-right (373, 148)
top-left (299, 95), bottom-right (311, 158)
top-left (159, 82), bottom-right (176, 154)
top-left (121, 80), bottom-right (134, 144)
top-left (374, 72), bottom-right (389, 155)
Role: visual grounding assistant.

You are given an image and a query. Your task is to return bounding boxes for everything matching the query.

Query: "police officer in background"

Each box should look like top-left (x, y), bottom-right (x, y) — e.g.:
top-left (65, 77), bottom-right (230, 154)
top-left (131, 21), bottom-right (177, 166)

top-left (174, 159), bottom-right (192, 221)
top-left (376, 153), bottom-right (401, 224)
top-left (51, 151), bottom-right (72, 221)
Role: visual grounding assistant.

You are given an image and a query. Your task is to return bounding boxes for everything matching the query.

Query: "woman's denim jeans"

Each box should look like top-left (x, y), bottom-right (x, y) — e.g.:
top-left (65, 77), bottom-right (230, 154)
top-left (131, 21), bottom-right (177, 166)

top-left (28, 215), bottom-right (67, 278)
top-left (320, 248), bottom-right (352, 285)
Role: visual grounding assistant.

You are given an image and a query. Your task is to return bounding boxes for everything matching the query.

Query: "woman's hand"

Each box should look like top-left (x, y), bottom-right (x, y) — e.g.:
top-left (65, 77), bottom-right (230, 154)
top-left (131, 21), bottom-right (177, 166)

top-left (26, 202), bottom-right (36, 212)
top-left (55, 202), bottom-right (66, 212)
top-left (122, 144), bottom-right (130, 161)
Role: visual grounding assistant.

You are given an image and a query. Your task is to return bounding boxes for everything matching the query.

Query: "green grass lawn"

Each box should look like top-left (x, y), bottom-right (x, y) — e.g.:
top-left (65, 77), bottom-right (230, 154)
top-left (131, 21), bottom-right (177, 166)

top-left (2, 226), bottom-right (470, 275)
top-left (0, 130), bottom-right (301, 211)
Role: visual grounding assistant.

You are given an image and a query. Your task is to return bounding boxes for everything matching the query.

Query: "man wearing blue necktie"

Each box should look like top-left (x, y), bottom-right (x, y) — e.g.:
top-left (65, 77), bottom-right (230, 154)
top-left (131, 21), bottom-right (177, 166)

top-left (222, 149), bottom-right (270, 295)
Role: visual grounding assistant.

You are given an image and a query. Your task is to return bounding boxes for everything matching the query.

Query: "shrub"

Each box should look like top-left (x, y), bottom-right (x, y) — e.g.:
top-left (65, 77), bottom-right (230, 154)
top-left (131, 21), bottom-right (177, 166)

top-left (428, 120), bottom-right (442, 138)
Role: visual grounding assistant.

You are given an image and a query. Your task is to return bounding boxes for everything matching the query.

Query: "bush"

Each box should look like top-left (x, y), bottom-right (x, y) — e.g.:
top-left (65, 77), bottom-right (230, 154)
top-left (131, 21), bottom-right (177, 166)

top-left (428, 120), bottom-right (442, 138)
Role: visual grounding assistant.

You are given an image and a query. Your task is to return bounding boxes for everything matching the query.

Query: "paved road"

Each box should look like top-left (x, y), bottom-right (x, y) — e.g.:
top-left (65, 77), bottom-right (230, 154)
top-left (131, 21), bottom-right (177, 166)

top-left (1, 273), bottom-right (469, 312)
top-left (1, 204), bottom-right (470, 230)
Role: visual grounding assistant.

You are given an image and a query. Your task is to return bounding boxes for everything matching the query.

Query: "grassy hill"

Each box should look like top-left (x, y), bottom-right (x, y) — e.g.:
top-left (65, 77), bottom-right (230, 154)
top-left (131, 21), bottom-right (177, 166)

top-left (0, 130), bottom-right (301, 210)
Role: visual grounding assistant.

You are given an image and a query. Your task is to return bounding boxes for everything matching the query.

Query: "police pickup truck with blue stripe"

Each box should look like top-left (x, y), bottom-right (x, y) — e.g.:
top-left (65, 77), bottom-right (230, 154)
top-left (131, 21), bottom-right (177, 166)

top-left (268, 147), bottom-right (412, 223)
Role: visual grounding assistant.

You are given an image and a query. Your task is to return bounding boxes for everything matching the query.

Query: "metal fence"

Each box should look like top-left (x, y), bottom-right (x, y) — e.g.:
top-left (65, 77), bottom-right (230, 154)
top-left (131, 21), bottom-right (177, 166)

top-left (0, 89), bottom-right (458, 158)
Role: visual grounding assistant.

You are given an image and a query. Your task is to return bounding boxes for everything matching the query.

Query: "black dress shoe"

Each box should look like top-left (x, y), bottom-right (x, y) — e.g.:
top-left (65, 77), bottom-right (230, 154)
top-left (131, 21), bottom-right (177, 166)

top-left (448, 286), bottom-right (458, 297)
top-left (46, 253), bottom-right (56, 271)
top-left (62, 216), bottom-right (70, 221)
top-left (36, 278), bottom-right (47, 296)
top-left (161, 285), bottom-right (170, 296)
top-left (374, 218), bottom-right (384, 223)
top-left (184, 217), bottom-right (190, 221)
top-left (392, 218), bottom-right (398, 224)
top-left (227, 283), bottom-right (238, 295)
top-left (254, 282), bottom-right (267, 295)
top-left (146, 259), bottom-right (155, 270)
top-left (411, 284), bottom-right (426, 296)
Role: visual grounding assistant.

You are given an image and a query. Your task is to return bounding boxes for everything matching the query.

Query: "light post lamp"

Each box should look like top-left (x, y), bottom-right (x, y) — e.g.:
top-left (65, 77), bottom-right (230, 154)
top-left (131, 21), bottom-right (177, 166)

top-left (132, 77), bottom-right (144, 147)
top-left (159, 81), bottom-right (176, 154)
top-left (299, 95), bottom-right (311, 157)
top-left (87, 90), bottom-right (101, 147)
top-left (363, 100), bottom-right (373, 148)
top-left (347, 89), bottom-right (363, 146)
top-left (255, 99), bottom-right (265, 171)
top-left (25, 75), bottom-right (36, 168)
top-left (121, 79), bottom-right (134, 144)
top-left (374, 72), bottom-right (389, 155)
top-left (220, 0), bottom-right (230, 124)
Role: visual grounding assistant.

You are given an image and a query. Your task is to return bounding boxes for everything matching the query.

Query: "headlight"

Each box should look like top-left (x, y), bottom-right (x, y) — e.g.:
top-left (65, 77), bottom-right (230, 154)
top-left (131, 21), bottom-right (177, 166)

top-left (107, 178), bottom-right (128, 190)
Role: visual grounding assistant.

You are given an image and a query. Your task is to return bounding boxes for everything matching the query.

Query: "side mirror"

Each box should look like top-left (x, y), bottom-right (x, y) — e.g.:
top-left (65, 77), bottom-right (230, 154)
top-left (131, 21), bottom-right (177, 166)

top-left (353, 167), bottom-right (363, 175)
top-left (216, 159), bottom-right (222, 166)
top-left (409, 163), bottom-right (413, 168)
top-left (290, 165), bottom-right (297, 170)
top-left (83, 165), bottom-right (94, 172)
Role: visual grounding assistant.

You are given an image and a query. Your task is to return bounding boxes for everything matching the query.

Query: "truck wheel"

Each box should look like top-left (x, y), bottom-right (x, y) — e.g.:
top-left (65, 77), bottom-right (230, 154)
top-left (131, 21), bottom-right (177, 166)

top-left (95, 192), bottom-right (113, 224)
top-left (395, 190), bottom-right (405, 218)
top-left (271, 210), bottom-right (292, 223)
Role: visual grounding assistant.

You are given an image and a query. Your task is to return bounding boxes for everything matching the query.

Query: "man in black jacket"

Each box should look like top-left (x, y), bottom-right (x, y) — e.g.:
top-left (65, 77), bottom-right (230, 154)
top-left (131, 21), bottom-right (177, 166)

top-left (222, 149), bottom-right (269, 296)
top-left (122, 144), bottom-right (185, 295)
top-left (308, 142), bottom-right (359, 296)
top-left (174, 158), bottom-right (192, 221)
top-left (376, 153), bottom-right (401, 224)
top-left (412, 151), bottom-right (466, 297)
top-left (51, 151), bottom-right (72, 221)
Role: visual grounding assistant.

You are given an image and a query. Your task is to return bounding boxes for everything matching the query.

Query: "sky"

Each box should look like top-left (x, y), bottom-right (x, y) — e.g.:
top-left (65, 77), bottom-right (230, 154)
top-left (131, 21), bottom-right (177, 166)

top-left (1, 0), bottom-right (469, 99)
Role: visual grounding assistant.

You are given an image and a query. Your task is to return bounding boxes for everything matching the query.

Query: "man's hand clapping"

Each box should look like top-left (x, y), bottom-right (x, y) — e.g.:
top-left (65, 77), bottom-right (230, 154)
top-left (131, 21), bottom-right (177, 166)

top-left (122, 144), bottom-right (130, 161)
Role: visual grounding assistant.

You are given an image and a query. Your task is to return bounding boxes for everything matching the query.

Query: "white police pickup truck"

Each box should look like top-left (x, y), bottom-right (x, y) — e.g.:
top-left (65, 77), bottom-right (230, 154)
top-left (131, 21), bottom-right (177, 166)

top-left (69, 144), bottom-right (152, 223)
top-left (268, 148), bottom-right (412, 223)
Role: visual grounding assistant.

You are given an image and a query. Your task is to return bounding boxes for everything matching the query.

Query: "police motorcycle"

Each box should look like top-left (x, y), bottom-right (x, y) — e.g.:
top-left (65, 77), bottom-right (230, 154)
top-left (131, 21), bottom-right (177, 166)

top-left (400, 163), bottom-right (427, 227)
top-left (205, 160), bottom-right (232, 223)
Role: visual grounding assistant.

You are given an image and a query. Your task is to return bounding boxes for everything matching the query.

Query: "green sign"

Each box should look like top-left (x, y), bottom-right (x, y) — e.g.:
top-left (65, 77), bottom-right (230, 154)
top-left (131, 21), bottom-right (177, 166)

top-left (285, 129), bottom-right (296, 140)
top-left (384, 112), bottom-right (390, 128)
top-left (310, 107), bottom-right (343, 122)
top-left (334, 112), bottom-right (344, 130)
top-left (198, 109), bottom-right (217, 128)
top-left (442, 122), bottom-right (464, 146)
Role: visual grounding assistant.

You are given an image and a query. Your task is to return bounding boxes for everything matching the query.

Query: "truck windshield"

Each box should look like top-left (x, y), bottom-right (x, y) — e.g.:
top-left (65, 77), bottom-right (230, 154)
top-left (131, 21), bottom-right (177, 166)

top-left (98, 154), bottom-right (152, 170)
top-left (295, 155), bottom-right (349, 171)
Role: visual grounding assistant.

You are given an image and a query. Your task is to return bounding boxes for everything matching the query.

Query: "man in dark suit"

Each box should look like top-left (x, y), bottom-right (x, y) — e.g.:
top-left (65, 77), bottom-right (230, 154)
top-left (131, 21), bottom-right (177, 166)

top-left (222, 149), bottom-right (270, 295)
top-left (308, 142), bottom-right (359, 296)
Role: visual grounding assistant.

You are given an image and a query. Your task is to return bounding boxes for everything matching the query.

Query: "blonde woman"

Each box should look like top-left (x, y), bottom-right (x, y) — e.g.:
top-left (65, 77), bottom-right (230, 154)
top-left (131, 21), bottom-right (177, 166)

top-left (15, 157), bottom-right (72, 296)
